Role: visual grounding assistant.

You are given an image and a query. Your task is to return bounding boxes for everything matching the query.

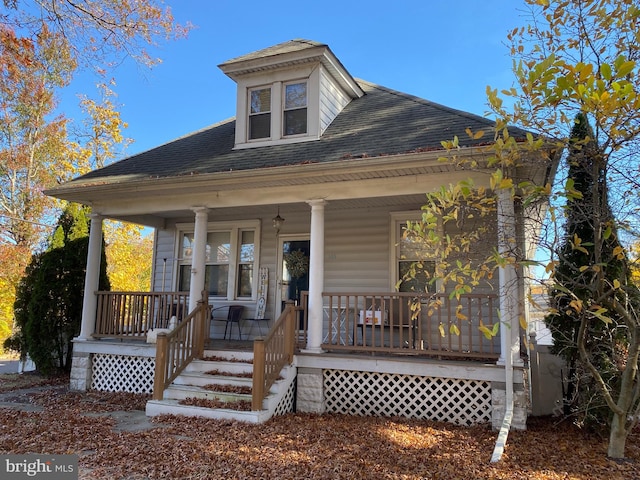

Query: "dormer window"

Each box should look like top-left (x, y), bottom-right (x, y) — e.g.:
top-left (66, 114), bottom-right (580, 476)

top-left (284, 82), bottom-right (307, 136)
top-left (222, 40), bottom-right (365, 149)
top-left (249, 87), bottom-right (271, 140)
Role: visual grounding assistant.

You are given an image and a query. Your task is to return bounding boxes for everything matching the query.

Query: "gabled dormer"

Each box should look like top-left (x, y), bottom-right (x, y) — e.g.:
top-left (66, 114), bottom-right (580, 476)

top-left (218, 39), bottom-right (364, 149)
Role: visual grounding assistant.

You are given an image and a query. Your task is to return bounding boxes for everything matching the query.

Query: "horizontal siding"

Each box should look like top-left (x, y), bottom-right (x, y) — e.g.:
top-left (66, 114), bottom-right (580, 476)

top-left (443, 213), bottom-right (499, 294)
top-left (319, 69), bottom-right (350, 133)
top-left (149, 203), bottom-right (501, 332)
top-left (325, 209), bottom-right (390, 291)
top-left (153, 230), bottom-right (177, 292)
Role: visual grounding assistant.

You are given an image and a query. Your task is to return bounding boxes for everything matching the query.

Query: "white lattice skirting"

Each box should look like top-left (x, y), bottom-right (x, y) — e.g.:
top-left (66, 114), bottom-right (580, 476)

top-left (274, 378), bottom-right (296, 417)
top-left (91, 354), bottom-right (155, 394)
top-left (323, 369), bottom-right (491, 425)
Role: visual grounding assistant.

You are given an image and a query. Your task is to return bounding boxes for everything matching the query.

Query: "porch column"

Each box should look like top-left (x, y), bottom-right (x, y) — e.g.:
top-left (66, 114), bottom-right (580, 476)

top-left (496, 188), bottom-right (522, 366)
top-left (77, 214), bottom-right (103, 341)
top-left (303, 199), bottom-right (326, 353)
top-left (189, 207), bottom-right (209, 312)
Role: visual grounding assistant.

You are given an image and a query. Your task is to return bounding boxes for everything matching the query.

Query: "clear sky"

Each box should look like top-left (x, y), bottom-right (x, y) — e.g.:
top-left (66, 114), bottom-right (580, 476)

top-left (60, 0), bottom-right (529, 158)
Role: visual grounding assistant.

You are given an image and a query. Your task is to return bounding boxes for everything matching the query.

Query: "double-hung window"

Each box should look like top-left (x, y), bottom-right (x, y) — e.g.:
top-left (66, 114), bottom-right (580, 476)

top-left (392, 213), bottom-right (437, 294)
top-left (249, 87), bottom-right (271, 140)
top-left (177, 221), bottom-right (260, 299)
top-left (283, 81), bottom-right (307, 136)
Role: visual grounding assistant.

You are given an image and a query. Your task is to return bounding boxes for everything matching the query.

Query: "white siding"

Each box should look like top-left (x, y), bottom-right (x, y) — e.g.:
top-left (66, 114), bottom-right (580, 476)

top-left (319, 68), bottom-right (350, 134)
top-left (153, 229), bottom-right (177, 292)
top-left (324, 208), bottom-right (391, 292)
top-left (149, 203), bottom-right (501, 348)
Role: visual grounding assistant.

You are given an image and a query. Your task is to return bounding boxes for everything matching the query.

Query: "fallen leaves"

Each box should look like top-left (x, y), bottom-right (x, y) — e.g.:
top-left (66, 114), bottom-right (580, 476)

top-left (179, 397), bottom-right (252, 411)
top-left (0, 380), bottom-right (638, 479)
top-left (202, 383), bottom-right (252, 395)
top-left (0, 372), bottom-right (67, 393)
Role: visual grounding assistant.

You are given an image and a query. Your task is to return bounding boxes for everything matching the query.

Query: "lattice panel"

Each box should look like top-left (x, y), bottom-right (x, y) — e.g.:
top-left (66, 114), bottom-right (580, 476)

top-left (91, 354), bottom-right (155, 394)
top-left (274, 378), bottom-right (296, 417)
top-left (323, 369), bottom-right (491, 425)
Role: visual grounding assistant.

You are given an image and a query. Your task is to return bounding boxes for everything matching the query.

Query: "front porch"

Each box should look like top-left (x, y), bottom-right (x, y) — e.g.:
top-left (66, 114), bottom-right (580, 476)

top-left (88, 290), bottom-right (502, 360)
top-left (69, 289), bottom-right (526, 428)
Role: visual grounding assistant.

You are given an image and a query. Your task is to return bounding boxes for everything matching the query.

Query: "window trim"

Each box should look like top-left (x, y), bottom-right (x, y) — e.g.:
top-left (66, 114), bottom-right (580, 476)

top-left (175, 220), bottom-right (261, 301)
top-left (390, 211), bottom-right (440, 294)
top-left (248, 86), bottom-right (272, 140)
top-left (233, 68), bottom-right (320, 149)
top-left (282, 80), bottom-right (308, 137)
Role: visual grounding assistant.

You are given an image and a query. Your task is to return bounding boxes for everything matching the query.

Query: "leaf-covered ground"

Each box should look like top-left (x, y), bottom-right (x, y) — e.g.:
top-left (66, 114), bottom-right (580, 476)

top-left (0, 376), bottom-right (638, 479)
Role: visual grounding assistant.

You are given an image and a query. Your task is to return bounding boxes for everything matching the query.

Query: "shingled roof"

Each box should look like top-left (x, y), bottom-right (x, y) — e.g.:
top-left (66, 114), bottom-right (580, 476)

top-left (60, 79), bottom-right (517, 190)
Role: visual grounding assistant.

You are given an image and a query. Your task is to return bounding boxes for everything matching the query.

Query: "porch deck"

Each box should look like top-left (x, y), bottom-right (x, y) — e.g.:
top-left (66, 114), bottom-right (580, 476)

top-left (92, 290), bottom-right (502, 362)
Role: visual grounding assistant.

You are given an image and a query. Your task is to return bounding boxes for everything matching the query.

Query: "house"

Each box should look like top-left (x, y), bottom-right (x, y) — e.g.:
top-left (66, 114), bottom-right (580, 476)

top-left (46, 39), bottom-right (561, 429)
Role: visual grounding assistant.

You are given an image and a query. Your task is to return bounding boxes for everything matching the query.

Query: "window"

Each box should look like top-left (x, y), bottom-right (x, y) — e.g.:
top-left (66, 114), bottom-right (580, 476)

top-left (237, 230), bottom-right (255, 297)
top-left (177, 221), bottom-right (260, 299)
top-left (283, 82), bottom-right (307, 136)
top-left (249, 87), bottom-right (271, 139)
top-left (392, 214), bottom-right (437, 294)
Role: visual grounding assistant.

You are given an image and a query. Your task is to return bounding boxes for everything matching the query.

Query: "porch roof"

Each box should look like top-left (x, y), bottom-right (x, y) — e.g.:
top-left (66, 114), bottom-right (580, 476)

top-left (46, 80), bottom-right (529, 200)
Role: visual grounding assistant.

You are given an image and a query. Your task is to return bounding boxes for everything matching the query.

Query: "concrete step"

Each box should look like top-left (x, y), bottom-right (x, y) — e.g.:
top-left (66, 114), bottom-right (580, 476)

top-left (184, 359), bottom-right (253, 375)
top-left (147, 350), bottom-right (296, 424)
top-left (163, 384), bottom-right (252, 403)
top-left (202, 349), bottom-right (254, 362)
top-left (172, 371), bottom-right (253, 388)
top-left (146, 399), bottom-right (271, 424)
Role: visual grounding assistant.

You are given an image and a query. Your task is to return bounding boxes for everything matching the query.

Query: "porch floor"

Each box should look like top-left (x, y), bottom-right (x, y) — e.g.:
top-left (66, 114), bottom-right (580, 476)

top-left (205, 338), bottom-right (254, 352)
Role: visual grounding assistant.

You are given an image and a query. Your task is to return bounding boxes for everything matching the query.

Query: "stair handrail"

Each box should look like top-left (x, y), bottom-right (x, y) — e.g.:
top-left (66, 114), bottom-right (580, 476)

top-left (252, 300), bottom-right (296, 410)
top-left (153, 292), bottom-right (208, 401)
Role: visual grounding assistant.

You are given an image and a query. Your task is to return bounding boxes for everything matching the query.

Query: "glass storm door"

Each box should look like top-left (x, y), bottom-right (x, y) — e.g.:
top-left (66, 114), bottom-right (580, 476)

top-left (276, 235), bottom-right (310, 317)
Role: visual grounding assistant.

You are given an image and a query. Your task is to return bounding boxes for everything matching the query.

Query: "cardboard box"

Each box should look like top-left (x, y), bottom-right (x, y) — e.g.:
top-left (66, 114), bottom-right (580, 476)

top-left (359, 309), bottom-right (387, 325)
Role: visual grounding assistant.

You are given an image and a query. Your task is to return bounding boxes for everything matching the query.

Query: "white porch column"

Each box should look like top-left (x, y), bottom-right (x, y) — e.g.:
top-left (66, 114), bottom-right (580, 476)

top-left (77, 214), bottom-right (103, 341)
top-left (496, 189), bottom-right (522, 366)
top-left (189, 207), bottom-right (209, 312)
top-left (304, 199), bottom-right (326, 353)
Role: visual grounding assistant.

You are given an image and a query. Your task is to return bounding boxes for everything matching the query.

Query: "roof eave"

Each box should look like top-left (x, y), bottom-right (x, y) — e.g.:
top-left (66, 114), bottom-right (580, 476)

top-left (45, 149), bottom-right (458, 202)
top-left (219, 45), bottom-right (364, 99)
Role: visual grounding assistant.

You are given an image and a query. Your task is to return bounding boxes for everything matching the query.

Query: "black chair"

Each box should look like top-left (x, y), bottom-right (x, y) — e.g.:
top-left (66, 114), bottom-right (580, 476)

top-left (212, 305), bottom-right (245, 340)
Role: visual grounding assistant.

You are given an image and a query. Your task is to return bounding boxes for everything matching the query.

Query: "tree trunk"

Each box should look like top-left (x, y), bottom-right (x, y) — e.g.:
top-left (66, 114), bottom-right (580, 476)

top-left (608, 412), bottom-right (628, 459)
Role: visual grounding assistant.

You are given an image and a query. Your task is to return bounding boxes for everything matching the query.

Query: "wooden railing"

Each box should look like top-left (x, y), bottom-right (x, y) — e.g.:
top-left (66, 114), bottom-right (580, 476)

top-left (94, 291), bottom-right (189, 339)
top-left (153, 293), bottom-right (209, 401)
top-left (251, 301), bottom-right (296, 411)
top-left (300, 291), bottom-right (500, 360)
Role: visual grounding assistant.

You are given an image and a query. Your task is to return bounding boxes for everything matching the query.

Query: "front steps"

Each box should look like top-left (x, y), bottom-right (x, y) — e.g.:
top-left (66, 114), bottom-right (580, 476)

top-left (146, 349), bottom-right (296, 423)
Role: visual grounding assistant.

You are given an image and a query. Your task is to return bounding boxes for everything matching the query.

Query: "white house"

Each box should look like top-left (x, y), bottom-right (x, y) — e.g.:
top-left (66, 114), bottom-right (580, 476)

top-left (46, 39), bottom-right (561, 429)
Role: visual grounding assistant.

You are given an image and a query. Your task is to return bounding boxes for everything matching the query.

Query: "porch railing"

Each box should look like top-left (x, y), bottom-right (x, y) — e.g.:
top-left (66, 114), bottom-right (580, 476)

top-left (300, 291), bottom-right (500, 360)
top-left (153, 293), bottom-right (209, 401)
top-left (94, 291), bottom-right (189, 339)
top-left (251, 301), bottom-right (296, 410)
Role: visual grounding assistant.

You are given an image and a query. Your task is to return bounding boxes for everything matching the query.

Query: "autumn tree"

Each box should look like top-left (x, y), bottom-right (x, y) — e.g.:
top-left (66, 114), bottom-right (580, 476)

top-left (405, 0), bottom-right (640, 459)
top-left (0, 2), bottom-right (188, 348)
top-left (75, 81), bottom-right (152, 292)
top-left (0, 25), bottom-right (75, 350)
top-left (8, 204), bottom-right (109, 374)
top-left (546, 113), bottom-right (636, 428)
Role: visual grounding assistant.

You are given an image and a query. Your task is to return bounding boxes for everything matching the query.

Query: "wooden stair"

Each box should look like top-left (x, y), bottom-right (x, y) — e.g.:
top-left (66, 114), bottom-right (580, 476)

top-left (146, 349), bottom-right (296, 423)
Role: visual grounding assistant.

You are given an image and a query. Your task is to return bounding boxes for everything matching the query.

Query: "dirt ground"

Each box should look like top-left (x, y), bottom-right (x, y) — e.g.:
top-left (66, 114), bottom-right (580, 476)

top-left (0, 372), bottom-right (638, 480)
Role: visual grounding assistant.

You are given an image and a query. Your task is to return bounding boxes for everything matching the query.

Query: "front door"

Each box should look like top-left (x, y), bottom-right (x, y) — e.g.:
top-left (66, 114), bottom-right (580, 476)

top-left (275, 235), bottom-right (310, 317)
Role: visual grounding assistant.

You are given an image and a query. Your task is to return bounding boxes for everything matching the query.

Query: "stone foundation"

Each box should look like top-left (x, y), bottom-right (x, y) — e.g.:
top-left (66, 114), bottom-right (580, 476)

top-left (491, 380), bottom-right (528, 430)
top-left (295, 367), bottom-right (325, 413)
top-left (69, 350), bottom-right (92, 392)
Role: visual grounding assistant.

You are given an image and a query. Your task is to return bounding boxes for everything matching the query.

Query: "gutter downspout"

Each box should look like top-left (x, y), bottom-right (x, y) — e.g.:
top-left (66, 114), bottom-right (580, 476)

top-left (491, 341), bottom-right (514, 463)
top-left (491, 187), bottom-right (517, 463)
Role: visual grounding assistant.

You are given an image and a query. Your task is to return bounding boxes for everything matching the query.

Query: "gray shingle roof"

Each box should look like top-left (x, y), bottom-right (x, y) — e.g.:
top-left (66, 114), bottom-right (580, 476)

top-left (219, 39), bottom-right (326, 67)
top-left (62, 80), bottom-right (521, 188)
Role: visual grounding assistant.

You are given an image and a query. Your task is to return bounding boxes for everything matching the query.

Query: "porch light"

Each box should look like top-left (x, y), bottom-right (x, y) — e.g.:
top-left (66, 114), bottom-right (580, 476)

top-left (272, 207), bottom-right (285, 233)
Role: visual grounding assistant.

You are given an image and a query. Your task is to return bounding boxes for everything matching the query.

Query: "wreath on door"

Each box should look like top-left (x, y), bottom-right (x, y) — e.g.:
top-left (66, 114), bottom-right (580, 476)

top-left (284, 249), bottom-right (309, 279)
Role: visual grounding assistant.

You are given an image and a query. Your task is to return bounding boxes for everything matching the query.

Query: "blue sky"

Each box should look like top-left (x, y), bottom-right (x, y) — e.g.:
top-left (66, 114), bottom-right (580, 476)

top-left (60, 0), bottom-right (528, 158)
